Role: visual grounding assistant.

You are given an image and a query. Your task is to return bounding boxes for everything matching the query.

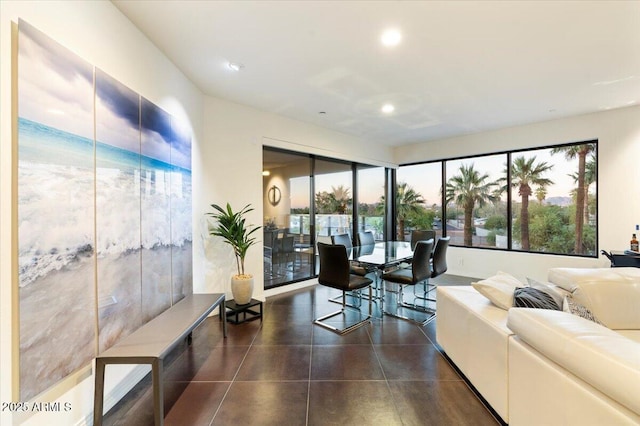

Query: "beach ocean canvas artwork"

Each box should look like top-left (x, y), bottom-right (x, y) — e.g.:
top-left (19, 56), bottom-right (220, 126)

top-left (16, 19), bottom-right (194, 400)
top-left (95, 69), bottom-right (143, 352)
top-left (170, 118), bottom-right (193, 303)
top-left (17, 20), bottom-right (97, 400)
top-left (140, 98), bottom-right (173, 322)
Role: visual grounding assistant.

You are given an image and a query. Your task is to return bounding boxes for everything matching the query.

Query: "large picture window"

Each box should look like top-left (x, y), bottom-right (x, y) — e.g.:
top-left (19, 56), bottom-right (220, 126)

top-left (398, 140), bottom-right (597, 257)
top-left (396, 162), bottom-right (443, 242)
top-left (445, 154), bottom-right (506, 248)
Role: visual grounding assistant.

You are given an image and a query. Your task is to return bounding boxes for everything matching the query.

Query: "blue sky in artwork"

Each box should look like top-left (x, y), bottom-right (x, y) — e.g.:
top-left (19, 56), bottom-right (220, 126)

top-left (96, 68), bottom-right (140, 153)
top-left (18, 19), bottom-right (93, 139)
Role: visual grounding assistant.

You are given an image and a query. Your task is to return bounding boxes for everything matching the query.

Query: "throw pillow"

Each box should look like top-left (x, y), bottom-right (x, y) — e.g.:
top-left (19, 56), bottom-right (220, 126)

top-left (563, 295), bottom-right (604, 325)
top-left (513, 287), bottom-right (561, 310)
top-left (526, 277), bottom-right (567, 308)
top-left (472, 271), bottom-right (524, 310)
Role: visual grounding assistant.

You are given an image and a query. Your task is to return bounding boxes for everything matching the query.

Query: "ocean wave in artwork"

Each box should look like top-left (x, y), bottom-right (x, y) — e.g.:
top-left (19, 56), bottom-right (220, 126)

top-left (18, 118), bottom-right (192, 288)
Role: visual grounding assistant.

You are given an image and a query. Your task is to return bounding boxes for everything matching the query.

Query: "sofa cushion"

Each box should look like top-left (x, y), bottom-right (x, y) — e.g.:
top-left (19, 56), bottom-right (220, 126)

top-left (436, 286), bottom-right (511, 422)
top-left (507, 308), bottom-right (640, 416)
top-left (471, 271), bottom-right (524, 309)
top-left (548, 267), bottom-right (640, 329)
top-left (514, 287), bottom-right (560, 310)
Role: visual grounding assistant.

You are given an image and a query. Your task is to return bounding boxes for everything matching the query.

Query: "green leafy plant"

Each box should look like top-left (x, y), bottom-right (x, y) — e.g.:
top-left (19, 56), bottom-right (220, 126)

top-left (207, 203), bottom-right (261, 277)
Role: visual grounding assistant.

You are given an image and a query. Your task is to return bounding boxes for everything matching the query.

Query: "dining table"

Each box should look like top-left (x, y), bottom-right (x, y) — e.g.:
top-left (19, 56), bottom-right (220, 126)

top-left (347, 240), bottom-right (414, 316)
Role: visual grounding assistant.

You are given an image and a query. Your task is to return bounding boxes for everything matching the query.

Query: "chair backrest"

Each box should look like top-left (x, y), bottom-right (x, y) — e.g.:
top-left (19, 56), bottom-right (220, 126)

top-left (317, 242), bottom-right (351, 288)
top-left (331, 233), bottom-right (353, 249)
top-left (281, 235), bottom-right (294, 253)
top-left (412, 239), bottom-right (435, 283)
top-left (356, 231), bottom-right (375, 246)
top-left (410, 229), bottom-right (436, 250)
top-left (431, 236), bottom-right (450, 278)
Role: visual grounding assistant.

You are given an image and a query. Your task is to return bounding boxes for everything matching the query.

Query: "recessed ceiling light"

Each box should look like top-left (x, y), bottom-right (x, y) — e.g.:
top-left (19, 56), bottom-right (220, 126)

top-left (262, 170), bottom-right (271, 176)
top-left (227, 62), bottom-right (244, 71)
top-left (382, 103), bottom-right (395, 114)
top-left (381, 29), bottom-right (402, 47)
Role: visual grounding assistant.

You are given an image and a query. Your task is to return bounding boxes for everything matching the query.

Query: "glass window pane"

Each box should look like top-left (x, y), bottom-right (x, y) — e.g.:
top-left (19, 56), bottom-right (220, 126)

top-left (314, 159), bottom-right (352, 240)
top-left (510, 143), bottom-right (597, 255)
top-left (445, 155), bottom-right (506, 248)
top-left (396, 163), bottom-right (443, 242)
top-left (357, 165), bottom-right (385, 241)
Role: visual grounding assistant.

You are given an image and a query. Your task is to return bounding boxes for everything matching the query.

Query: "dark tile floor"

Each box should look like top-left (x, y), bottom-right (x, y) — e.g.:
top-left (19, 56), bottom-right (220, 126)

top-left (104, 275), bottom-right (499, 426)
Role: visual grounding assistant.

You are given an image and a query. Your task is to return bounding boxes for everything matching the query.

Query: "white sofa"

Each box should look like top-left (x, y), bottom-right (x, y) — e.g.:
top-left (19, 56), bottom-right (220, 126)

top-left (436, 267), bottom-right (640, 425)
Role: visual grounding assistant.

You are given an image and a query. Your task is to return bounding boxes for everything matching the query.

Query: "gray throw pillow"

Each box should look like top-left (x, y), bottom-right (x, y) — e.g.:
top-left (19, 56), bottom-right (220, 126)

top-left (526, 277), bottom-right (566, 308)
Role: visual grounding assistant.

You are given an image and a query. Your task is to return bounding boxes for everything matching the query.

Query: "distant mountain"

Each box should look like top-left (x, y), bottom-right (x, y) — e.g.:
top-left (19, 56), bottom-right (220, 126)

top-left (545, 196), bottom-right (572, 206)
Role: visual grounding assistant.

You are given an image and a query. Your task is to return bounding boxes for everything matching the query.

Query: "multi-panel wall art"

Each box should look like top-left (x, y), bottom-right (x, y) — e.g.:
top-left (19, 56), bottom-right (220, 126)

top-left (17, 20), bottom-right (193, 400)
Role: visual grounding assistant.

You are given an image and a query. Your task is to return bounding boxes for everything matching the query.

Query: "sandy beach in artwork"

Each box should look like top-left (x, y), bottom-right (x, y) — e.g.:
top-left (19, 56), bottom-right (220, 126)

top-left (20, 242), bottom-right (194, 399)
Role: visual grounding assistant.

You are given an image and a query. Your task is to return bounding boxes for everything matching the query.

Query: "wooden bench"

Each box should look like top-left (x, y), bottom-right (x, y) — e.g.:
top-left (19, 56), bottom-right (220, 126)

top-left (93, 293), bottom-right (226, 426)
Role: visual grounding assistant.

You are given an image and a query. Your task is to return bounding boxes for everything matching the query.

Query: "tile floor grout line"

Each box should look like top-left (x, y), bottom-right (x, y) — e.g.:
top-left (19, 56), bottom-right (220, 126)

top-left (306, 322), bottom-right (315, 426)
top-left (368, 325), bottom-right (407, 424)
top-left (207, 320), bottom-right (263, 426)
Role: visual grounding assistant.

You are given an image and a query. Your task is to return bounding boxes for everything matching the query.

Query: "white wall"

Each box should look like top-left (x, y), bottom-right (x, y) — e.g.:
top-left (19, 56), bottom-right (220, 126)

top-left (194, 96), bottom-right (395, 302)
top-left (0, 1), bottom-right (203, 424)
top-left (394, 105), bottom-right (640, 281)
top-left (0, 3), bottom-right (395, 423)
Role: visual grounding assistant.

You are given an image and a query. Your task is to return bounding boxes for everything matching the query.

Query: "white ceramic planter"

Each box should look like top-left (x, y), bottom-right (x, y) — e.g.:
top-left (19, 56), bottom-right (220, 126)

top-left (231, 275), bottom-right (254, 304)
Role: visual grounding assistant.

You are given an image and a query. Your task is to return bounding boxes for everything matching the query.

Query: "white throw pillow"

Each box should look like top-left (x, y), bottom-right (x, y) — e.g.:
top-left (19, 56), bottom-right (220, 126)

top-left (472, 271), bottom-right (524, 310)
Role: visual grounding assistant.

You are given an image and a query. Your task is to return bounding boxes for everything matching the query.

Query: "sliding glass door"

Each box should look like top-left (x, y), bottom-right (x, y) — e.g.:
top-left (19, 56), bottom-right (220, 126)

top-left (263, 149), bottom-right (313, 288)
top-left (263, 147), bottom-right (389, 289)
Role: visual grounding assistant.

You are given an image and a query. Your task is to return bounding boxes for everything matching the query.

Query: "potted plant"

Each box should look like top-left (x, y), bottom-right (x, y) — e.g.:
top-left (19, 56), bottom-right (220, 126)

top-left (207, 203), bottom-right (261, 304)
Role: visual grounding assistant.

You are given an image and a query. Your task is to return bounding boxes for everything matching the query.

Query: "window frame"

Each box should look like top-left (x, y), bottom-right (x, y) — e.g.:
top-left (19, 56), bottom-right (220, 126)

top-left (397, 139), bottom-right (598, 258)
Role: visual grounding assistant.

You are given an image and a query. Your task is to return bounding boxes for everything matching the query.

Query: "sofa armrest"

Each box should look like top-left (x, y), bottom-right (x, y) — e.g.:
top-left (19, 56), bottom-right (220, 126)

top-left (507, 308), bottom-right (640, 416)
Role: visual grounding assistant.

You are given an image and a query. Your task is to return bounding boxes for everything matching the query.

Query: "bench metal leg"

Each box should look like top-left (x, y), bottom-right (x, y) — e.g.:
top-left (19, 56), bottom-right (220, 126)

top-left (93, 359), bottom-right (106, 426)
top-left (220, 295), bottom-right (227, 337)
top-left (152, 358), bottom-right (164, 426)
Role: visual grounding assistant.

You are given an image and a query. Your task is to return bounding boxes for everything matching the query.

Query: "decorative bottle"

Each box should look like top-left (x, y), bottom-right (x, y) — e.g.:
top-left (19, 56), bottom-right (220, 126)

top-left (631, 234), bottom-right (639, 252)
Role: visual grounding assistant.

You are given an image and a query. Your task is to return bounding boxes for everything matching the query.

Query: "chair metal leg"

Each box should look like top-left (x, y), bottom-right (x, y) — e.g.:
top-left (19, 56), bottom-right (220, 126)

top-left (412, 279), bottom-right (437, 302)
top-left (314, 287), bottom-right (372, 335)
top-left (383, 281), bottom-right (436, 326)
top-left (328, 270), bottom-right (379, 307)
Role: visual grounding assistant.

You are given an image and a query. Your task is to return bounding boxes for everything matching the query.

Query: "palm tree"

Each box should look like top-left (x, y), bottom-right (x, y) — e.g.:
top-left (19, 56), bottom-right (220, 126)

top-left (510, 156), bottom-right (553, 250)
top-left (395, 182), bottom-right (425, 240)
top-left (446, 164), bottom-right (498, 246)
top-left (569, 155), bottom-right (596, 228)
top-left (315, 185), bottom-right (352, 214)
top-left (551, 144), bottom-right (596, 254)
top-left (535, 185), bottom-right (548, 204)
top-left (331, 185), bottom-right (351, 214)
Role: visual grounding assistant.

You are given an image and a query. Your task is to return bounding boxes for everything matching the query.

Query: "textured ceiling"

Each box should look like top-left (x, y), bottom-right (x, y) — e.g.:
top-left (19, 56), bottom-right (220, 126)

top-left (114, 0), bottom-right (640, 146)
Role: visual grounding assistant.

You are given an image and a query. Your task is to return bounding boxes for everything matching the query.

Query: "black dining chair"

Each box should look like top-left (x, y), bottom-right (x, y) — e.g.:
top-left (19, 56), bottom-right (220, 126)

top-left (381, 239), bottom-right (435, 324)
top-left (410, 229), bottom-right (436, 250)
top-left (331, 233), bottom-right (369, 276)
top-left (314, 243), bottom-right (373, 335)
top-left (398, 229), bottom-right (436, 270)
top-left (356, 230), bottom-right (375, 246)
top-left (414, 236), bottom-right (450, 302)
